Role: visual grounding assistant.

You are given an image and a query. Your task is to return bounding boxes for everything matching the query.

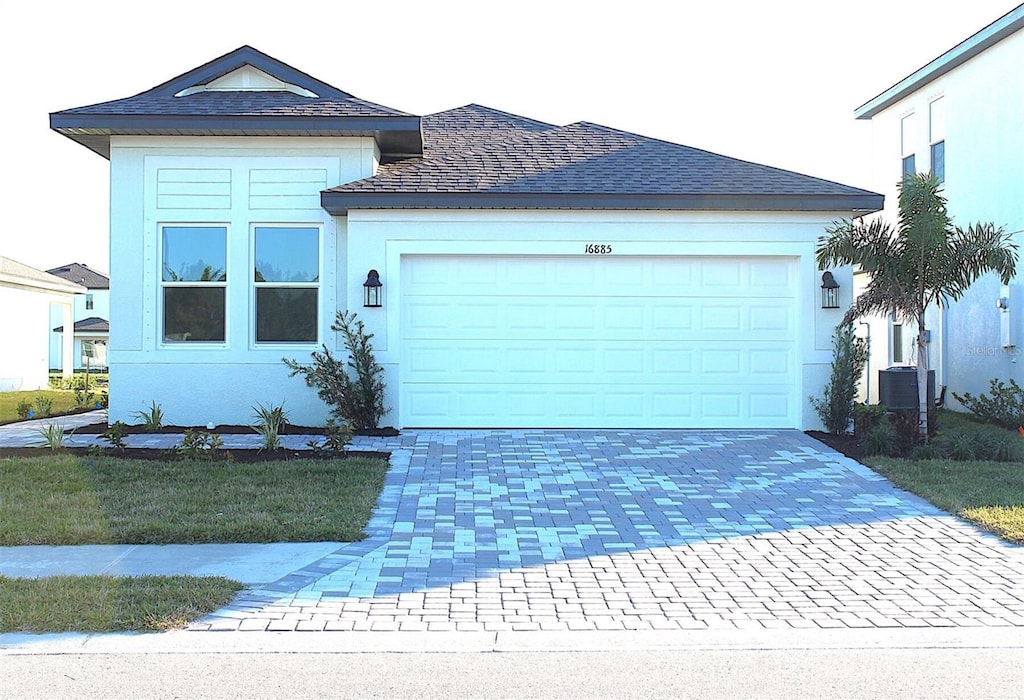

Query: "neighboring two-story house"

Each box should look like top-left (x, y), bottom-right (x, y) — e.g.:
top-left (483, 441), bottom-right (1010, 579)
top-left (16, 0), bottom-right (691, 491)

top-left (50, 46), bottom-right (882, 429)
top-left (854, 4), bottom-right (1023, 405)
top-left (47, 262), bottom-right (110, 371)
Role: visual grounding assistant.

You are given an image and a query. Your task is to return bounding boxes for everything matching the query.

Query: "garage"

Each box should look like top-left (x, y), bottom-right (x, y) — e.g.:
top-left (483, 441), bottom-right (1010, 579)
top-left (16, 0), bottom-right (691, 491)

top-left (399, 254), bottom-right (799, 428)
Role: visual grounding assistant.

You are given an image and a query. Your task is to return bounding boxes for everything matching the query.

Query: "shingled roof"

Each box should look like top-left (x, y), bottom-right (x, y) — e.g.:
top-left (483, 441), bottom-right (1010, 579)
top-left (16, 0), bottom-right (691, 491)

top-left (46, 263), bottom-right (109, 290)
top-left (53, 316), bottom-right (109, 334)
top-left (323, 104), bottom-right (883, 214)
top-left (50, 46), bottom-right (421, 159)
top-left (0, 256), bottom-right (85, 295)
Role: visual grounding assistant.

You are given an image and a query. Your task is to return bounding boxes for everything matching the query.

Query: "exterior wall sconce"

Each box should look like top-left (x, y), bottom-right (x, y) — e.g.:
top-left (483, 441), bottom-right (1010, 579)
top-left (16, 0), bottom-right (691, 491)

top-left (820, 271), bottom-right (840, 309)
top-left (363, 269), bottom-right (383, 308)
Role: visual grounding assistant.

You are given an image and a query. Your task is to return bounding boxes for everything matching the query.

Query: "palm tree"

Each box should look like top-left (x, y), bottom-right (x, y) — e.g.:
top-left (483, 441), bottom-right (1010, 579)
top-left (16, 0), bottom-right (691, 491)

top-left (816, 173), bottom-right (1018, 438)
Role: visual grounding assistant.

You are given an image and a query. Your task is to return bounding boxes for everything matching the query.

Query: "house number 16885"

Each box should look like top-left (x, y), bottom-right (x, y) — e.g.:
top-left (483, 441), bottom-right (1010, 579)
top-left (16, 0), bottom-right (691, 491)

top-left (584, 244), bottom-right (613, 254)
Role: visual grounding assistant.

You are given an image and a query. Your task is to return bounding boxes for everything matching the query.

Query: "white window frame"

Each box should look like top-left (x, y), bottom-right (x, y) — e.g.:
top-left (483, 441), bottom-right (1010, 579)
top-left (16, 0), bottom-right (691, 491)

top-left (251, 223), bottom-right (322, 346)
top-left (158, 223), bottom-right (229, 346)
top-left (929, 97), bottom-right (946, 183)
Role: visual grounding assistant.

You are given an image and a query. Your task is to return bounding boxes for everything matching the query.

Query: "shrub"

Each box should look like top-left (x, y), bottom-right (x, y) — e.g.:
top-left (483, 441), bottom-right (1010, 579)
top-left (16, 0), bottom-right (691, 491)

top-left (36, 423), bottom-right (68, 451)
top-left (34, 396), bottom-right (53, 417)
top-left (176, 430), bottom-right (226, 461)
top-left (252, 402), bottom-right (289, 451)
top-left (952, 378), bottom-right (1024, 429)
top-left (73, 387), bottom-right (95, 408)
top-left (862, 420), bottom-right (897, 457)
top-left (809, 324), bottom-right (868, 435)
top-left (100, 421), bottom-right (129, 450)
top-left (133, 402), bottom-right (164, 432)
top-left (283, 310), bottom-right (387, 432)
top-left (16, 401), bottom-right (32, 420)
top-left (307, 418), bottom-right (354, 454)
top-left (853, 403), bottom-right (887, 438)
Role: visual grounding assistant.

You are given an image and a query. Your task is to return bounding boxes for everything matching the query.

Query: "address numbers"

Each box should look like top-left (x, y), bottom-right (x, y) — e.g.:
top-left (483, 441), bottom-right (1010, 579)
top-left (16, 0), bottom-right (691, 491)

top-left (584, 244), bottom-right (613, 254)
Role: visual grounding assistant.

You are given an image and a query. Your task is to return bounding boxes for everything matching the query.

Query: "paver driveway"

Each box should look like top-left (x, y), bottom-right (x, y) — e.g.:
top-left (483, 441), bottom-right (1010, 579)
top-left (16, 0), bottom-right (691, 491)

top-left (193, 430), bottom-right (1024, 632)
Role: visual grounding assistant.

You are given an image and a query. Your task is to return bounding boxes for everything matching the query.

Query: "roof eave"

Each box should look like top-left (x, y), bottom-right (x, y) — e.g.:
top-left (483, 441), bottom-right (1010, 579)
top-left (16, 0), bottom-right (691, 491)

top-left (49, 113), bottom-right (423, 159)
top-left (321, 192), bottom-right (884, 216)
top-left (855, 6), bottom-right (1024, 119)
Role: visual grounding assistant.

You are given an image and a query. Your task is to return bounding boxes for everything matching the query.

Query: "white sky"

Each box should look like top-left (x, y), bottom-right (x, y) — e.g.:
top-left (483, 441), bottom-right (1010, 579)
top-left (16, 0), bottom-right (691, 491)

top-left (2, 0), bottom-right (1019, 272)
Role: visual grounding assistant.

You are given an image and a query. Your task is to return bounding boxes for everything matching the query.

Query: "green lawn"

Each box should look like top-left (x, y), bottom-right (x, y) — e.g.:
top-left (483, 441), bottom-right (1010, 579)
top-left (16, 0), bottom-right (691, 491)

top-left (0, 575), bottom-right (242, 633)
top-left (863, 410), bottom-right (1024, 545)
top-left (0, 452), bottom-right (388, 633)
top-left (865, 456), bottom-right (1024, 544)
top-left (0, 454), bottom-right (390, 545)
top-left (0, 390), bottom-right (83, 424)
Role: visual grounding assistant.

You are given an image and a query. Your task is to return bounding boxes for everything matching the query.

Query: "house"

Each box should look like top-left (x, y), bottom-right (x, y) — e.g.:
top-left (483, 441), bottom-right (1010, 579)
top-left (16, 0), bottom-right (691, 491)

top-left (0, 256), bottom-right (84, 391)
top-left (50, 46), bottom-right (882, 429)
top-left (854, 4), bottom-right (1024, 406)
top-left (47, 263), bottom-right (110, 371)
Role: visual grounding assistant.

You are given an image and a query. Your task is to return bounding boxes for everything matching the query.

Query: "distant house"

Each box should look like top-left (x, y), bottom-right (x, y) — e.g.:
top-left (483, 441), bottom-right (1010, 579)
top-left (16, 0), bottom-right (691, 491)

top-left (50, 46), bottom-right (882, 429)
top-left (0, 256), bottom-right (84, 391)
top-left (47, 263), bottom-right (110, 371)
top-left (854, 4), bottom-right (1023, 405)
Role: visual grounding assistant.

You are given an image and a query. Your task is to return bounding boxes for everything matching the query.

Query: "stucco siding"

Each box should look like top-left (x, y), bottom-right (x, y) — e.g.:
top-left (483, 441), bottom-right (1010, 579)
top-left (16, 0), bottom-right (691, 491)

top-left (861, 28), bottom-right (1023, 408)
top-left (107, 136), bottom-right (375, 426)
top-left (0, 285), bottom-right (71, 391)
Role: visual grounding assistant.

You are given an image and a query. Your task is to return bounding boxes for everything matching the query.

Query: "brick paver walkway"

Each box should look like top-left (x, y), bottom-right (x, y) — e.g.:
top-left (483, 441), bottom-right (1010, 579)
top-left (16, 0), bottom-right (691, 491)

top-left (191, 430), bottom-right (1024, 632)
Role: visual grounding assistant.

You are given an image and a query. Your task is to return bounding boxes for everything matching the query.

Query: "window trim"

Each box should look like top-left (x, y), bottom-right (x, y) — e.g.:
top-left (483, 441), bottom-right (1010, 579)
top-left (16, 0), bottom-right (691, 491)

top-left (250, 223), bottom-right (322, 346)
top-left (158, 223), bottom-right (229, 346)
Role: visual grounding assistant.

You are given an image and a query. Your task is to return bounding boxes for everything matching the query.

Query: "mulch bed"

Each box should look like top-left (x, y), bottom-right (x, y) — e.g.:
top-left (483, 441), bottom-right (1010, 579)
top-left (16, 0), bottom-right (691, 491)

top-left (71, 422), bottom-right (400, 437)
top-left (0, 446), bottom-right (390, 463)
top-left (805, 430), bottom-right (863, 460)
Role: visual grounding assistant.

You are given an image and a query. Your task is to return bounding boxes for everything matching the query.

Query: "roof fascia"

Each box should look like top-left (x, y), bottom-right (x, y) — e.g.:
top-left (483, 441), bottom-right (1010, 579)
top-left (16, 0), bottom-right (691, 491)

top-left (855, 6), bottom-right (1024, 119)
top-left (321, 191), bottom-right (884, 216)
top-left (142, 46), bottom-right (353, 100)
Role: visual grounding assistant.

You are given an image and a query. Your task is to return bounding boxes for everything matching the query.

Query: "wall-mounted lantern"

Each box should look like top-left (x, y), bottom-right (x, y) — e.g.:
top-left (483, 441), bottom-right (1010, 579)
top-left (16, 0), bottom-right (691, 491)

top-left (820, 271), bottom-right (840, 309)
top-left (363, 269), bottom-right (383, 308)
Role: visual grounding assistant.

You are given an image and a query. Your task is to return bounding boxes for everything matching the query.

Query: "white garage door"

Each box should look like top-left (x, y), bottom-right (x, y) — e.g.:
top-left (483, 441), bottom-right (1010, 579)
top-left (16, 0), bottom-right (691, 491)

top-left (399, 255), bottom-right (798, 428)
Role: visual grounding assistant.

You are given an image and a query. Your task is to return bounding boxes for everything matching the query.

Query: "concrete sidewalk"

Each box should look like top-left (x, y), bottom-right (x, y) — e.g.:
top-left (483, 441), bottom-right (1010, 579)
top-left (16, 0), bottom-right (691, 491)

top-left (0, 542), bottom-right (345, 585)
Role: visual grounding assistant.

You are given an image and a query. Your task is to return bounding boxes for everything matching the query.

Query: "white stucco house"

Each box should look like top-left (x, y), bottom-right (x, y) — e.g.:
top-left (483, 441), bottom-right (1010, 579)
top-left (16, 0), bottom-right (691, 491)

top-left (47, 263), bottom-right (110, 371)
top-left (0, 256), bottom-right (84, 392)
top-left (853, 4), bottom-right (1023, 406)
top-left (50, 46), bottom-right (882, 429)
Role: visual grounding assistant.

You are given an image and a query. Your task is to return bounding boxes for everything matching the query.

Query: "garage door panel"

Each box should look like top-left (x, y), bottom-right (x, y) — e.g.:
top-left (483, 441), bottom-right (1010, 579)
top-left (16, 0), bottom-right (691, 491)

top-left (400, 255), bottom-right (798, 428)
top-left (403, 340), bottom-right (792, 385)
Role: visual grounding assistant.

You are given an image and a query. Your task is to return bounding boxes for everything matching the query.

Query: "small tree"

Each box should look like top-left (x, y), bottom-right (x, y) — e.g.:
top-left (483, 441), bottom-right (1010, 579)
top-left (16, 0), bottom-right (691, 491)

top-left (810, 323), bottom-right (868, 435)
top-left (816, 173), bottom-right (1017, 439)
top-left (283, 311), bottom-right (386, 432)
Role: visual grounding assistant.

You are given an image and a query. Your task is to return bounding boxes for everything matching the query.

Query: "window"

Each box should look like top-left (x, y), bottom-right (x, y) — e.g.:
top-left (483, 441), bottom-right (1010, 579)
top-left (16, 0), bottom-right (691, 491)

top-left (930, 141), bottom-right (945, 183)
top-left (902, 155), bottom-right (916, 179)
top-left (85, 294), bottom-right (94, 310)
top-left (161, 225), bottom-right (227, 342)
top-left (900, 113), bottom-right (916, 179)
top-left (892, 323), bottom-right (903, 363)
top-left (253, 226), bottom-right (319, 343)
top-left (929, 98), bottom-right (946, 183)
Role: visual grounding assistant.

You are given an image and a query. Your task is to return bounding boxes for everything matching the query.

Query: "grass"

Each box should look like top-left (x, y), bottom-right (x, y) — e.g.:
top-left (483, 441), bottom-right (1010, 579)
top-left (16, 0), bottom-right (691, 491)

top-left (0, 390), bottom-right (82, 424)
top-left (0, 574), bottom-right (242, 633)
top-left (0, 454), bottom-right (390, 545)
top-left (863, 410), bottom-right (1024, 545)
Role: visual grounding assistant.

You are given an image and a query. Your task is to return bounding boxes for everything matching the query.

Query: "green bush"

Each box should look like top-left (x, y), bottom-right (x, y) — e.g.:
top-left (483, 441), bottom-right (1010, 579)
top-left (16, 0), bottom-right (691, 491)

top-left (853, 403), bottom-right (887, 437)
top-left (16, 401), bottom-right (32, 419)
top-left (952, 378), bottom-right (1024, 429)
top-left (862, 420), bottom-right (897, 457)
top-left (809, 324), bottom-right (868, 435)
top-left (283, 310), bottom-right (386, 432)
top-left (34, 396), bottom-right (53, 417)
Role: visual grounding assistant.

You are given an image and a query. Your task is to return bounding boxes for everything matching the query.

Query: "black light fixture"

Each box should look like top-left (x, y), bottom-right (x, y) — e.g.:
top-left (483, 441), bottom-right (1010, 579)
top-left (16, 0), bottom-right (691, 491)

top-left (363, 269), bottom-right (382, 308)
top-left (820, 271), bottom-right (840, 309)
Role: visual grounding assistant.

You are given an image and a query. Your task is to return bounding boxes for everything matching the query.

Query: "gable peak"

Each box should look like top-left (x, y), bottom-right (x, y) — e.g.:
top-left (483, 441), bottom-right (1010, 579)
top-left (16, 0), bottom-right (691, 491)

top-left (174, 65), bottom-right (318, 98)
